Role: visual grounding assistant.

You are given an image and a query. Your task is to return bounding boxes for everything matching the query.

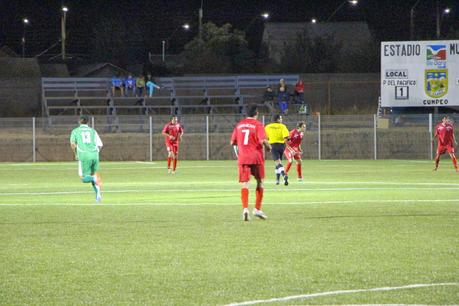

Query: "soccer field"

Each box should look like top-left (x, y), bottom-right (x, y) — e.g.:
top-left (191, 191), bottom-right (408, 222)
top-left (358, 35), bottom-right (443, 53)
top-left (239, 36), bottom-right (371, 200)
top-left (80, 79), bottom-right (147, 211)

top-left (0, 160), bottom-right (458, 305)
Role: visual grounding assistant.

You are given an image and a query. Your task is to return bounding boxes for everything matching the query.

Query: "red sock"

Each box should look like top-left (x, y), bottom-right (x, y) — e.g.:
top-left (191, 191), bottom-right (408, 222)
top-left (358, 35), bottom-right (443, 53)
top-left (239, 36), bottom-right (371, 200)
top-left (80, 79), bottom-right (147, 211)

top-left (285, 162), bottom-right (292, 174)
top-left (167, 157), bottom-right (171, 169)
top-left (241, 188), bottom-right (249, 209)
top-left (297, 164), bottom-right (302, 178)
top-left (255, 187), bottom-right (263, 210)
top-left (452, 156), bottom-right (457, 170)
top-left (173, 159), bottom-right (177, 171)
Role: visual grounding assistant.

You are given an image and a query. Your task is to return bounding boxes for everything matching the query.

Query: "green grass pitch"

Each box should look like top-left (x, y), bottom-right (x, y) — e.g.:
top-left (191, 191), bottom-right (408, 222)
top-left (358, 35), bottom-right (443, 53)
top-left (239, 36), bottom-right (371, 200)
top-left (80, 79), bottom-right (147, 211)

top-left (0, 160), bottom-right (458, 305)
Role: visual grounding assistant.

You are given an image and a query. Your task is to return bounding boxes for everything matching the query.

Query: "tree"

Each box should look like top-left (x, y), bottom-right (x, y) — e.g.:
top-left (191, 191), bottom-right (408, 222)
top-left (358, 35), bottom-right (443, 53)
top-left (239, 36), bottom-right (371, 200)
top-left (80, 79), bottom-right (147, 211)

top-left (180, 22), bottom-right (256, 73)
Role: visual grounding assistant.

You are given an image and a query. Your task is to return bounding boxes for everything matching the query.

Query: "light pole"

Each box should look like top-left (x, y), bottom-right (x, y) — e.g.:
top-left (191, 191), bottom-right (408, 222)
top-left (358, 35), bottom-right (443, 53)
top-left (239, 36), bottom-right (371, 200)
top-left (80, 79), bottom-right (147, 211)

top-left (326, 0), bottom-right (358, 22)
top-left (199, 0), bottom-right (203, 40)
top-left (162, 23), bottom-right (190, 62)
top-left (410, 0), bottom-right (422, 40)
top-left (436, 5), bottom-right (451, 39)
top-left (61, 6), bottom-right (68, 60)
top-left (244, 12), bottom-right (270, 32)
top-left (22, 18), bottom-right (29, 58)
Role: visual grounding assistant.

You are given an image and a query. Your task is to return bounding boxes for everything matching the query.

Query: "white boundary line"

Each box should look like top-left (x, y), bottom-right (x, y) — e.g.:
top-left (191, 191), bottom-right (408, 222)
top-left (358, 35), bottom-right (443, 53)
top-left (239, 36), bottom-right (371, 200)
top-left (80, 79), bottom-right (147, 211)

top-left (1, 187), bottom-right (459, 197)
top-left (2, 199), bottom-right (459, 206)
top-left (224, 282), bottom-right (459, 306)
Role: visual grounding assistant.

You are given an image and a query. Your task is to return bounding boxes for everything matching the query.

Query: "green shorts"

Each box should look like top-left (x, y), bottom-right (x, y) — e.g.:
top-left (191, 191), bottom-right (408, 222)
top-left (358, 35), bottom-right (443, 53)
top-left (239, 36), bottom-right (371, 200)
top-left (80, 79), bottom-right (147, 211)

top-left (78, 159), bottom-right (99, 177)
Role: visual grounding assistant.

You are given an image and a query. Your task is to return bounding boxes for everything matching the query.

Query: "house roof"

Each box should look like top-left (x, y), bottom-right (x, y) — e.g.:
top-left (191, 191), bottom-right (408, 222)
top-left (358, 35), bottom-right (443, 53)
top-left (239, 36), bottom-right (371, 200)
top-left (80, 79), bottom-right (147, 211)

top-left (0, 45), bottom-right (19, 58)
top-left (72, 62), bottom-right (132, 77)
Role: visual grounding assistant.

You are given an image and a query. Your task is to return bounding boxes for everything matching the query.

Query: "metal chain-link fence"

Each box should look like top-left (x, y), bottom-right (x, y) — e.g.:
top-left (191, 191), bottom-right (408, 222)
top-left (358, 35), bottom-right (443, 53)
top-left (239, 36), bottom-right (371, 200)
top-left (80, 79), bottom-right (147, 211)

top-left (0, 113), bottom-right (450, 162)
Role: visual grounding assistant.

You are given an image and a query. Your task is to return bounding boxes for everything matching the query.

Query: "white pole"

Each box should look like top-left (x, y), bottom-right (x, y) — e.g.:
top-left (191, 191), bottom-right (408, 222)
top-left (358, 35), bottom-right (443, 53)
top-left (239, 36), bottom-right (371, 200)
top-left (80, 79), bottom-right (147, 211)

top-left (262, 115), bottom-right (265, 125)
top-left (318, 113), bottom-right (321, 160)
top-left (206, 115), bottom-right (209, 161)
top-left (32, 117), bottom-right (36, 162)
top-left (429, 113), bottom-right (433, 160)
top-left (91, 116), bottom-right (95, 128)
top-left (149, 116), bottom-right (153, 162)
top-left (374, 114), bottom-right (377, 160)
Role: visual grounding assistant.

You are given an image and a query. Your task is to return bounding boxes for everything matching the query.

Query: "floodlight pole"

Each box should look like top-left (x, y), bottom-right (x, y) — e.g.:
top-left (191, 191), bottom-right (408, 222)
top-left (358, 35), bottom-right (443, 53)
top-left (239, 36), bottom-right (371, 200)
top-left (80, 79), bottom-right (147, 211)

top-left (410, 0), bottom-right (421, 40)
top-left (436, 0), bottom-right (440, 39)
top-left (22, 26), bottom-right (26, 58)
top-left (22, 18), bottom-right (29, 58)
top-left (199, 0), bottom-right (203, 40)
top-left (61, 7), bottom-right (68, 60)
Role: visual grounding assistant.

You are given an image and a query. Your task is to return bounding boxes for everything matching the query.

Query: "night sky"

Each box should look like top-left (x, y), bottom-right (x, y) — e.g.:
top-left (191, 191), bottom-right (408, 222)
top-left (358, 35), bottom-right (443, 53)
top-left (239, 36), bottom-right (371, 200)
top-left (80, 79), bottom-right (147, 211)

top-left (0, 0), bottom-right (458, 58)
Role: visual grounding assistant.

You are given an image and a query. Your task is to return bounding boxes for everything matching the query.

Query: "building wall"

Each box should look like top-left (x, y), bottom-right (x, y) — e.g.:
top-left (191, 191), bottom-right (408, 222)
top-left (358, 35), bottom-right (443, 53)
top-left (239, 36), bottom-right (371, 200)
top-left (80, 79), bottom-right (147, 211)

top-left (0, 58), bottom-right (41, 116)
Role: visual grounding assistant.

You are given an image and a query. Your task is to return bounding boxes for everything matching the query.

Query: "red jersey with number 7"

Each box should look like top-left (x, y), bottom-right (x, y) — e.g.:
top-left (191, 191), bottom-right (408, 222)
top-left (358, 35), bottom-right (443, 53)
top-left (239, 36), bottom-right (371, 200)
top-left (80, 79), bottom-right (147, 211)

top-left (231, 118), bottom-right (267, 165)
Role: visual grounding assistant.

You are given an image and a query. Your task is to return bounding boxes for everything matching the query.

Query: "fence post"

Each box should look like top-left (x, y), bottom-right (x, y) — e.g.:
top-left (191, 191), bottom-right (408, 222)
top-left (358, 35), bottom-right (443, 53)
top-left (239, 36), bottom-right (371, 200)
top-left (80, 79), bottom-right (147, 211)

top-left (91, 116), bottom-right (95, 128)
top-left (429, 113), bottom-right (433, 160)
top-left (206, 115), bottom-right (210, 161)
top-left (374, 114), bottom-right (377, 160)
top-left (32, 117), bottom-right (36, 162)
top-left (262, 115), bottom-right (265, 125)
top-left (149, 116), bottom-right (153, 162)
top-left (318, 113), bottom-right (321, 160)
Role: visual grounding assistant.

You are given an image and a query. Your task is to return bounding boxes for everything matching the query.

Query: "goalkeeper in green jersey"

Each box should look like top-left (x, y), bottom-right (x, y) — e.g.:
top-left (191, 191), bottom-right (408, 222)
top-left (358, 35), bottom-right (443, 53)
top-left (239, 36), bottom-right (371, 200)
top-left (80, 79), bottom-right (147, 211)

top-left (70, 115), bottom-right (103, 202)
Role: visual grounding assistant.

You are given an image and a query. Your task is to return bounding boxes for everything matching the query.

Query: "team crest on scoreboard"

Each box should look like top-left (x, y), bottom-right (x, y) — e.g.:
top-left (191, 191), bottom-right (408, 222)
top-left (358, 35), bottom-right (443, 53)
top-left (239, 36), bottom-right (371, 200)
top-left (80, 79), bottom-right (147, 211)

top-left (426, 45), bottom-right (446, 68)
top-left (425, 69), bottom-right (448, 98)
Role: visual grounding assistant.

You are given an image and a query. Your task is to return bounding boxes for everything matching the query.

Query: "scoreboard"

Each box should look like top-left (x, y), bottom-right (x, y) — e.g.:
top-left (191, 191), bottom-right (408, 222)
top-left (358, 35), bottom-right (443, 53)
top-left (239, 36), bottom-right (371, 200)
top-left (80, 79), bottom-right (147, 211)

top-left (381, 40), bottom-right (459, 107)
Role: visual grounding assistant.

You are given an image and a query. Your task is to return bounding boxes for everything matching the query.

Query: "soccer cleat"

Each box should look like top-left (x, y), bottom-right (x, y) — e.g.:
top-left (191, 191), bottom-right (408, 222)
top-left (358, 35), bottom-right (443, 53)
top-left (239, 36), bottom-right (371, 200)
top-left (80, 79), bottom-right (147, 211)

top-left (284, 175), bottom-right (289, 186)
top-left (298, 177), bottom-right (303, 182)
top-left (168, 168), bottom-right (172, 174)
top-left (275, 179), bottom-right (280, 185)
top-left (242, 209), bottom-right (250, 221)
top-left (253, 209), bottom-right (268, 220)
top-left (171, 171), bottom-right (176, 175)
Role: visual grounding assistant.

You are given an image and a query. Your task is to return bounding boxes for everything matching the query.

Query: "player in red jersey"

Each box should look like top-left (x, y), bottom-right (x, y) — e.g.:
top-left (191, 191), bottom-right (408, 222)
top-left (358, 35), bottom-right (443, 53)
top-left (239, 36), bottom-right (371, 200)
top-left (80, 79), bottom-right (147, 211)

top-left (434, 115), bottom-right (458, 172)
top-left (284, 121), bottom-right (306, 181)
top-left (230, 105), bottom-right (272, 221)
top-left (162, 116), bottom-right (184, 174)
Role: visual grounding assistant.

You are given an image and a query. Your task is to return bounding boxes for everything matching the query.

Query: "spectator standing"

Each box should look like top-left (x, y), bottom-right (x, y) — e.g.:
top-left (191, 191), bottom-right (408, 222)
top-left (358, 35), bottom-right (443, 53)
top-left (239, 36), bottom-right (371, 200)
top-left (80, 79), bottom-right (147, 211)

top-left (146, 77), bottom-right (161, 98)
top-left (294, 78), bottom-right (305, 104)
top-left (278, 79), bottom-right (289, 115)
top-left (136, 75), bottom-right (146, 97)
top-left (263, 86), bottom-right (275, 115)
top-left (111, 75), bottom-right (124, 97)
top-left (124, 75), bottom-right (136, 96)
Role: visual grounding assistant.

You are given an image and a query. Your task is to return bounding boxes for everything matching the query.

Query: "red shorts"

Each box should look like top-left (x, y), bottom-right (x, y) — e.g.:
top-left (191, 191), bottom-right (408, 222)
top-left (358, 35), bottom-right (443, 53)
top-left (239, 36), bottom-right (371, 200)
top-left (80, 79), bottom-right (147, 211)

top-left (437, 144), bottom-right (455, 155)
top-left (238, 164), bottom-right (265, 183)
top-left (284, 147), bottom-right (302, 160)
top-left (166, 143), bottom-right (179, 155)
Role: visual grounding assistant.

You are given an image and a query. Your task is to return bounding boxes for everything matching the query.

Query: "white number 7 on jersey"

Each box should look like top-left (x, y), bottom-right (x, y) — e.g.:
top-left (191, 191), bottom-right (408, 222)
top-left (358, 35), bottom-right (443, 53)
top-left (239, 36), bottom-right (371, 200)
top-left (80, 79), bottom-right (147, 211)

top-left (242, 129), bottom-right (250, 145)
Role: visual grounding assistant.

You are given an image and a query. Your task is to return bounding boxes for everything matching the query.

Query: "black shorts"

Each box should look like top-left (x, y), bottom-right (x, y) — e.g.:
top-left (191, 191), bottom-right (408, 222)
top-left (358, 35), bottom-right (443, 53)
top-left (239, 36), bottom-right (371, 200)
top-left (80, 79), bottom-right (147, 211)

top-left (271, 143), bottom-right (285, 160)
